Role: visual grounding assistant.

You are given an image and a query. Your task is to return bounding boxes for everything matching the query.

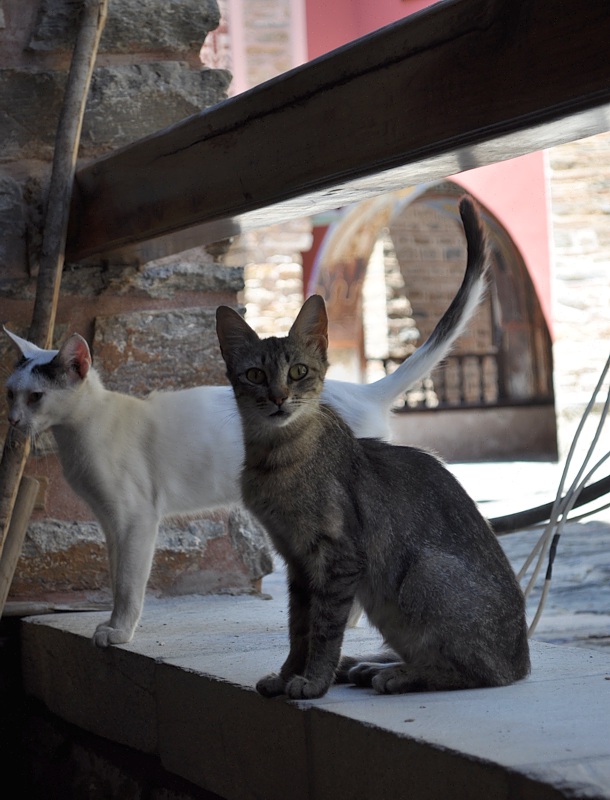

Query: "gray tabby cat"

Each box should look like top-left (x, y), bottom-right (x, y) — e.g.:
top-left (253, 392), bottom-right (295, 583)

top-left (4, 196), bottom-right (487, 647)
top-left (216, 207), bottom-right (530, 699)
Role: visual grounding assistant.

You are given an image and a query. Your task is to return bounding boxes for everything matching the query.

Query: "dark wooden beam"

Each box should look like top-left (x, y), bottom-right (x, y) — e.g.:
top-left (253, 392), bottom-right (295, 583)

top-left (66, 0), bottom-right (610, 264)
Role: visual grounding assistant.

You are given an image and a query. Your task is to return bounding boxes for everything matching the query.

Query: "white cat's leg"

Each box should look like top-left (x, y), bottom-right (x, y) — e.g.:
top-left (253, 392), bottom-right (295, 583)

top-left (346, 599), bottom-right (363, 628)
top-left (93, 515), bottom-right (159, 648)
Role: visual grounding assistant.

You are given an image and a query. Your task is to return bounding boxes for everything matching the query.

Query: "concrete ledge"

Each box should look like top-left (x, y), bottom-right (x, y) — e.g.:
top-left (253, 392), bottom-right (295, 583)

top-left (20, 583), bottom-right (610, 800)
top-left (389, 405), bottom-right (558, 462)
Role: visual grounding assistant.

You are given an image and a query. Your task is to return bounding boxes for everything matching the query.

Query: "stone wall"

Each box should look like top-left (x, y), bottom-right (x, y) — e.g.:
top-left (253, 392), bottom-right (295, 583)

top-left (226, 220), bottom-right (312, 337)
top-left (0, 0), bottom-right (272, 605)
top-left (547, 131), bottom-right (610, 460)
top-left (204, 0), bottom-right (312, 337)
top-left (548, 133), bottom-right (610, 409)
top-left (389, 202), bottom-right (493, 355)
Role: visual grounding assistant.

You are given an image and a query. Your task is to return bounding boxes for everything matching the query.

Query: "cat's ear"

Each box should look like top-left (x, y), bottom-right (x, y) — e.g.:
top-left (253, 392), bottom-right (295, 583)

top-left (56, 334), bottom-right (92, 383)
top-left (289, 295), bottom-right (328, 357)
top-left (216, 306), bottom-right (259, 363)
top-left (4, 327), bottom-right (48, 361)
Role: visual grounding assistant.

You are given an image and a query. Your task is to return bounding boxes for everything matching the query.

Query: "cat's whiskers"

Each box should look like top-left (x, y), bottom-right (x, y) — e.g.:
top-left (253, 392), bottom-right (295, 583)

top-left (216, 407), bottom-right (243, 430)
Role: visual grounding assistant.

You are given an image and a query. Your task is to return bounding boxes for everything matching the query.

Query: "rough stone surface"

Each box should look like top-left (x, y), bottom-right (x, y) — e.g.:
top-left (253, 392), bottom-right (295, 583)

top-left (0, 171), bottom-right (28, 276)
top-left (0, 64), bottom-right (230, 162)
top-left (93, 307), bottom-right (228, 393)
top-left (57, 257), bottom-right (243, 298)
top-left (0, 68), bottom-right (66, 162)
top-left (123, 255), bottom-right (244, 299)
top-left (81, 63), bottom-right (231, 155)
top-left (10, 512), bottom-right (271, 599)
top-left (29, 0), bottom-right (221, 55)
top-left (10, 520), bottom-right (108, 596)
top-left (547, 131), bottom-right (610, 432)
top-left (228, 507), bottom-right (274, 583)
top-left (1, 0), bottom-right (264, 605)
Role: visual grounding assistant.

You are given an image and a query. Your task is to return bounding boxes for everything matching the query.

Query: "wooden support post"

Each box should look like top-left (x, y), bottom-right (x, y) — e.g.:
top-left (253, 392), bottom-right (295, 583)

top-left (0, 478), bottom-right (40, 612)
top-left (0, 0), bottom-right (108, 614)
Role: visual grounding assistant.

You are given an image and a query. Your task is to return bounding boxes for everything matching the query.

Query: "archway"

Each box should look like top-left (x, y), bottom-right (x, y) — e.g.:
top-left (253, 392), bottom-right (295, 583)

top-left (306, 181), bottom-right (557, 461)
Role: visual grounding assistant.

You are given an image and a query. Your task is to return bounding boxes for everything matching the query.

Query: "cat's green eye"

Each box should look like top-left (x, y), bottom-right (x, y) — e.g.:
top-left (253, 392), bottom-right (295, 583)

top-left (246, 368), bottom-right (266, 385)
top-left (6, 389), bottom-right (14, 401)
top-left (289, 364), bottom-right (308, 381)
top-left (28, 392), bottom-right (43, 405)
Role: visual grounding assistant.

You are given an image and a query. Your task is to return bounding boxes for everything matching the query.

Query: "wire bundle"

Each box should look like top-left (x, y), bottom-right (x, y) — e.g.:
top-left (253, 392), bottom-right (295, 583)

top-left (516, 354), bottom-right (610, 636)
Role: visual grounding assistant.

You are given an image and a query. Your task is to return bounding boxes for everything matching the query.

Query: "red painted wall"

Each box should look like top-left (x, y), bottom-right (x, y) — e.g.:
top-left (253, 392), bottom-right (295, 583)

top-left (304, 0), bottom-right (553, 331)
top-left (305, 0), bottom-right (432, 60)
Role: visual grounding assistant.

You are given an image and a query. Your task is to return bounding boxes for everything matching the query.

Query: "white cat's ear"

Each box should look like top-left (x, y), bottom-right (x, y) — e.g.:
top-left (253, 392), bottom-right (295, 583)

top-left (3, 326), bottom-right (48, 360)
top-left (56, 334), bottom-right (92, 382)
top-left (289, 295), bottom-right (328, 356)
top-left (216, 306), bottom-right (259, 362)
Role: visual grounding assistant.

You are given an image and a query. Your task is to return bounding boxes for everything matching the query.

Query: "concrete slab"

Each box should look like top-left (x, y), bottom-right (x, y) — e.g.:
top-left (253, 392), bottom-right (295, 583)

top-left (21, 619), bottom-right (159, 753)
top-left (17, 461), bottom-right (610, 799)
top-left (20, 590), bottom-right (610, 800)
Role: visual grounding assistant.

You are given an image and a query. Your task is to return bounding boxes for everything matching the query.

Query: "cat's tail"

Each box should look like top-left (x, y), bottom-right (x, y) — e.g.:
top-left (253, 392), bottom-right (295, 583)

top-left (361, 195), bottom-right (489, 410)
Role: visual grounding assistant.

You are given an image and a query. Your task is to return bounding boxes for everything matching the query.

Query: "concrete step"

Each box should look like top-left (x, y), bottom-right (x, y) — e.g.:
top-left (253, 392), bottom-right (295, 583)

top-left (20, 581), bottom-right (610, 800)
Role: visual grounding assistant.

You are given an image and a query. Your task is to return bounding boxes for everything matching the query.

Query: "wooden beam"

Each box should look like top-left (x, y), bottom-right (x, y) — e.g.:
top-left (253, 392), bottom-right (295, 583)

top-left (66, 0), bottom-right (610, 264)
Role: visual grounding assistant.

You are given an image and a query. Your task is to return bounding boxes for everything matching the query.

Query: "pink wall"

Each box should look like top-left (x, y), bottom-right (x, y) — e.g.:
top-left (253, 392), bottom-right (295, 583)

top-left (305, 0), bottom-right (432, 60)
top-left (304, 0), bottom-right (553, 331)
top-left (454, 154), bottom-right (552, 328)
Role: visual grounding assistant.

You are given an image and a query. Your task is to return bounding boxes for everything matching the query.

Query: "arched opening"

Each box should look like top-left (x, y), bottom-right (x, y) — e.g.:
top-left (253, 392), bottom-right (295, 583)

top-left (306, 181), bottom-right (557, 461)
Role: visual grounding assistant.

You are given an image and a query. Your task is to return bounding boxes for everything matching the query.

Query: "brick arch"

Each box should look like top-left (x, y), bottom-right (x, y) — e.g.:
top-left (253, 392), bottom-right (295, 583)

top-left (308, 181), bottom-right (557, 459)
top-left (307, 186), bottom-right (422, 380)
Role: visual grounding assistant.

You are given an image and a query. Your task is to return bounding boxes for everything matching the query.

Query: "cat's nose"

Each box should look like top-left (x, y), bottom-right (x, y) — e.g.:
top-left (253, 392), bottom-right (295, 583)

top-left (8, 413), bottom-right (21, 427)
top-left (268, 383), bottom-right (288, 407)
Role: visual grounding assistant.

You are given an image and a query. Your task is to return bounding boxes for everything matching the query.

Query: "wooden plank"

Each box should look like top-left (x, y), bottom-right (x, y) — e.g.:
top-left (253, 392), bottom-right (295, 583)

top-left (0, 478), bottom-right (39, 613)
top-left (66, 0), bottom-right (610, 263)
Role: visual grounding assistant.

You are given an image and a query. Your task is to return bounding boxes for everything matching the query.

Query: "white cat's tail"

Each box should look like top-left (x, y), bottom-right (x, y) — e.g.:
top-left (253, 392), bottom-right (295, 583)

top-left (361, 195), bottom-right (489, 410)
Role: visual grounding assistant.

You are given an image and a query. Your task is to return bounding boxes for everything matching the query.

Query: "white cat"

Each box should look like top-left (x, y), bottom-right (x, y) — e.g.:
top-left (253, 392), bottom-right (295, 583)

top-left (4, 198), bottom-right (488, 647)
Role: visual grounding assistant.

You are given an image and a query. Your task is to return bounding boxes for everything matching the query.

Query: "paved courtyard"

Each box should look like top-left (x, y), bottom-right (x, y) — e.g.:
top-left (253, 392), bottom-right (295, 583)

top-left (448, 459), bottom-right (610, 652)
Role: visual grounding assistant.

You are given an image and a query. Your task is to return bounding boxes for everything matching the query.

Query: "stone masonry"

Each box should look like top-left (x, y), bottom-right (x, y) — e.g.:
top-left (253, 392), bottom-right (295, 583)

top-left (0, 0), bottom-right (272, 606)
top-left (547, 131), bottom-right (610, 458)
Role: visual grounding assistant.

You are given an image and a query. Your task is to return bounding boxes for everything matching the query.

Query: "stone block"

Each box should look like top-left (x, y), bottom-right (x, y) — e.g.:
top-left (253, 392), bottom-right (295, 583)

top-left (227, 507), bottom-right (273, 584)
top-left (28, 0), bottom-right (221, 55)
top-left (92, 306), bottom-right (228, 394)
top-left (0, 63), bottom-right (230, 161)
top-left (9, 520), bottom-right (108, 597)
top-left (21, 621), bottom-right (159, 753)
top-left (112, 255), bottom-right (245, 299)
top-left (0, 171), bottom-right (27, 279)
top-left (152, 512), bottom-right (271, 596)
top-left (57, 258), bottom-right (243, 298)
top-left (10, 512), bottom-right (273, 602)
top-left (81, 63), bottom-right (231, 155)
top-left (0, 68), bottom-right (66, 162)
top-left (156, 665), bottom-right (310, 800)
top-left (0, 168), bottom-right (46, 286)
top-left (9, 512), bottom-right (271, 601)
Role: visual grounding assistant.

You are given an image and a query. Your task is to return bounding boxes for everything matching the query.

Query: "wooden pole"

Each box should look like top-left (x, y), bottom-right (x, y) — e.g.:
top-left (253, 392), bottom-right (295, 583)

top-left (0, 478), bottom-right (40, 612)
top-left (0, 0), bottom-right (108, 609)
top-left (30, 0), bottom-right (109, 349)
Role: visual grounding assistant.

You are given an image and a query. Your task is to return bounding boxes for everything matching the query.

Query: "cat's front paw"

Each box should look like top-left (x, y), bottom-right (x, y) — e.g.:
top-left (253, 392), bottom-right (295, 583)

top-left (285, 675), bottom-right (330, 700)
top-left (92, 622), bottom-right (133, 648)
top-left (372, 665), bottom-right (414, 694)
top-left (347, 662), bottom-right (383, 688)
top-left (256, 673), bottom-right (287, 697)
